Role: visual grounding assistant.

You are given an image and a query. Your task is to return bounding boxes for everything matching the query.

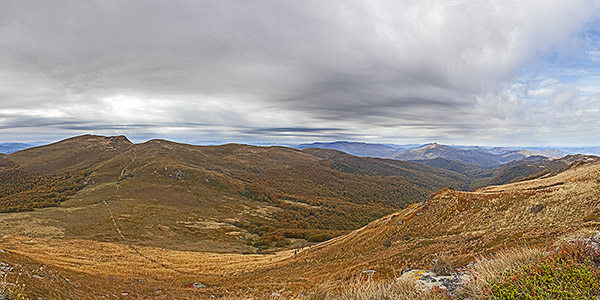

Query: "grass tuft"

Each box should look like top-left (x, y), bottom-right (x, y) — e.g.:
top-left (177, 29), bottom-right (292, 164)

top-left (457, 246), bottom-right (545, 299)
top-left (302, 277), bottom-right (450, 300)
top-left (0, 274), bottom-right (24, 300)
top-left (432, 256), bottom-right (453, 276)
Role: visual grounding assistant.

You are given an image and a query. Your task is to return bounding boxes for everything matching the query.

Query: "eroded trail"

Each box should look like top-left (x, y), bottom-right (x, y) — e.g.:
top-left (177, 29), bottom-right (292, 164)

top-left (119, 148), bottom-right (137, 179)
top-left (103, 148), bottom-right (136, 241)
top-left (101, 149), bottom-right (208, 276)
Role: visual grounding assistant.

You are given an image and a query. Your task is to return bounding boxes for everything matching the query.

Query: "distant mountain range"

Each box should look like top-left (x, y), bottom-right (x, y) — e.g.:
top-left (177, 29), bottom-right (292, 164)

top-left (297, 141), bottom-right (403, 158)
top-left (296, 141), bottom-right (600, 190)
top-left (5, 134), bottom-right (593, 255)
top-left (297, 141), bottom-right (572, 167)
top-left (394, 143), bottom-right (563, 168)
top-left (0, 142), bottom-right (38, 154)
top-left (2, 135), bottom-right (600, 298)
top-left (0, 135), bottom-right (471, 253)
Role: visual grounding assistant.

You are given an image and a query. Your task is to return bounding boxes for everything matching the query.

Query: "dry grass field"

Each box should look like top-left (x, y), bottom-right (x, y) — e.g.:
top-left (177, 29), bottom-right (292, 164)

top-left (1, 158), bottom-right (599, 298)
top-left (2, 135), bottom-right (476, 255)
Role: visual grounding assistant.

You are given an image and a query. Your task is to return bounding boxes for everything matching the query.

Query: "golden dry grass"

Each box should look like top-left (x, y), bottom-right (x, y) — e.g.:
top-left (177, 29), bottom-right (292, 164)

top-left (0, 273), bottom-right (25, 300)
top-left (1, 159), bottom-right (598, 298)
top-left (298, 277), bottom-right (449, 300)
top-left (456, 246), bottom-right (545, 299)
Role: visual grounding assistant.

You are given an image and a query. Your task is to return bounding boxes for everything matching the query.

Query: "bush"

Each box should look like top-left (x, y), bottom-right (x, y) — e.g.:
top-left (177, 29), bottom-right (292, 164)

top-left (488, 242), bottom-right (600, 299)
top-left (306, 233), bottom-right (332, 243)
top-left (383, 239), bottom-right (392, 248)
top-left (432, 257), bottom-right (453, 276)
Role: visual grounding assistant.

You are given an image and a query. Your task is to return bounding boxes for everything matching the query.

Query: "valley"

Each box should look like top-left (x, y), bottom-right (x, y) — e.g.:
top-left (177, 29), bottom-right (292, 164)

top-left (1, 135), bottom-right (599, 298)
top-left (4, 2), bottom-right (600, 298)
top-left (0, 135), bottom-right (468, 254)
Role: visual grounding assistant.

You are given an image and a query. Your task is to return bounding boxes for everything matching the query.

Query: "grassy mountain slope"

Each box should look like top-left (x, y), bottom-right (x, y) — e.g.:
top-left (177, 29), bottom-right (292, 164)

top-left (303, 148), bottom-right (467, 190)
top-left (271, 158), bottom-right (600, 282)
top-left (0, 135), bottom-right (467, 253)
top-left (411, 155), bottom-right (593, 190)
top-left (2, 158), bottom-right (599, 298)
top-left (8, 135), bottom-right (132, 173)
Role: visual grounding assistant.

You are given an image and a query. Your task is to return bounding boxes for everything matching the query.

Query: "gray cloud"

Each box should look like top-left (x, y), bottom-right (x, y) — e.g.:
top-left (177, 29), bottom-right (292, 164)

top-left (1, 0), bottom-right (599, 145)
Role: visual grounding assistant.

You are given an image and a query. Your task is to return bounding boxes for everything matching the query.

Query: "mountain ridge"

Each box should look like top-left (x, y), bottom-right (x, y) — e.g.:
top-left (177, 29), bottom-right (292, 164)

top-left (1, 152), bottom-right (598, 298)
top-left (0, 134), bottom-right (471, 253)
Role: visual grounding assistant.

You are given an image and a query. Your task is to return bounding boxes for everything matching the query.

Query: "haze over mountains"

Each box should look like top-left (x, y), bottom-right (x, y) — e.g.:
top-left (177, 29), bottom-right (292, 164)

top-left (297, 141), bottom-right (600, 162)
top-left (0, 143), bottom-right (38, 154)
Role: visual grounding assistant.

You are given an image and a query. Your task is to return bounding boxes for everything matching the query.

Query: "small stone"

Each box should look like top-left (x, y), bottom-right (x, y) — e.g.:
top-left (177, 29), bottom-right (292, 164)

top-left (591, 231), bottom-right (600, 243)
top-left (33, 274), bottom-right (43, 279)
top-left (530, 204), bottom-right (544, 214)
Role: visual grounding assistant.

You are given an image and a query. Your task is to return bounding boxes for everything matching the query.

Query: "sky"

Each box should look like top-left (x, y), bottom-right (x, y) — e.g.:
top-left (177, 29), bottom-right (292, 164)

top-left (1, 0), bottom-right (600, 146)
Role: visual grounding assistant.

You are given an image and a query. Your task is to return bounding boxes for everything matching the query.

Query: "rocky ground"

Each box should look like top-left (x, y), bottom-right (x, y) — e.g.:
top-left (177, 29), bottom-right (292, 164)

top-left (400, 230), bottom-right (600, 297)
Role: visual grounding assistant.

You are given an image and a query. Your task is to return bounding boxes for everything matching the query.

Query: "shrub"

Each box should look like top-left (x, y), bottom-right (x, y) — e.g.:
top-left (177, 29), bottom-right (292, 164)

top-left (457, 246), bottom-right (545, 299)
top-left (488, 242), bottom-right (600, 299)
top-left (275, 239), bottom-right (288, 247)
top-left (432, 257), bottom-right (453, 276)
top-left (383, 239), bottom-right (392, 248)
top-left (306, 233), bottom-right (331, 243)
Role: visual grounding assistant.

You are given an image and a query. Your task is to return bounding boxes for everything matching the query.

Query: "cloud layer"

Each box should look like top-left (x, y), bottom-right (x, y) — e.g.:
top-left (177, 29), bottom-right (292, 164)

top-left (1, 0), bottom-right (599, 145)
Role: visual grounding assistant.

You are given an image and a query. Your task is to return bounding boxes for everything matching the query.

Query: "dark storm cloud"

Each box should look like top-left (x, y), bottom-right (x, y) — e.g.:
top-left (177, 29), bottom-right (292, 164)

top-left (0, 0), bottom-right (599, 144)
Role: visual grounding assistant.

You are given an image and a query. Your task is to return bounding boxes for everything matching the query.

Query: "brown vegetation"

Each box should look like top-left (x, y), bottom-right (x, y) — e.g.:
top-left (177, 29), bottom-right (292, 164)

top-left (0, 135), bottom-right (599, 298)
top-left (0, 135), bottom-right (468, 252)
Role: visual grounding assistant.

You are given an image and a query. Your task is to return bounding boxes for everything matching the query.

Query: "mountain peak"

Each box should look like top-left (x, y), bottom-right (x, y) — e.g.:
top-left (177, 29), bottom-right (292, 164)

top-left (7, 134), bottom-right (133, 173)
top-left (422, 142), bottom-right (447, 149)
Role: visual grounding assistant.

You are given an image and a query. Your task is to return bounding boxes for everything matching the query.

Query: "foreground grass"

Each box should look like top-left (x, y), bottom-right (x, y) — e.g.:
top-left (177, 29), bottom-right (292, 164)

top-left (0, 274), bottom-right (23, 300)
top-left (301, 230), bottom-right (600, 300)
top-left (303, 277), bottom-right (450, 300)
top-left (487, 242), bottom-right (600, 299)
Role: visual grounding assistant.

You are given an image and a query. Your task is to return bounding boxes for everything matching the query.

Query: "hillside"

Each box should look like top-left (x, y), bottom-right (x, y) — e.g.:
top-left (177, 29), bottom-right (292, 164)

top-left (0, 135), bottom-right (467, 254)
top-left (394, 143), bottom-right (544, 168)
top-left (1, 149), bottom-right (599, 298)
top-left (271, 157), bottom-right (600, 282)
top-left (411, 154), bottom-right (595, 190)
top-left (8, 135), bottom-right (133, 173)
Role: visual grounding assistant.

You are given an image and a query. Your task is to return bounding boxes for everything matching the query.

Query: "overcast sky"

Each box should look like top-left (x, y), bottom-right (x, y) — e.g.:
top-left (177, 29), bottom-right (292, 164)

top-left (1, 0), bottom-right (600, 146)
